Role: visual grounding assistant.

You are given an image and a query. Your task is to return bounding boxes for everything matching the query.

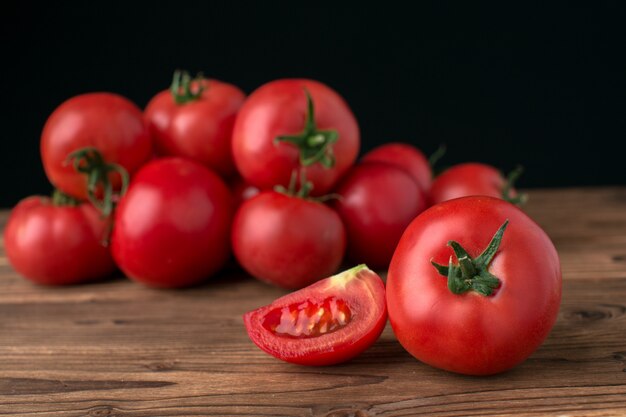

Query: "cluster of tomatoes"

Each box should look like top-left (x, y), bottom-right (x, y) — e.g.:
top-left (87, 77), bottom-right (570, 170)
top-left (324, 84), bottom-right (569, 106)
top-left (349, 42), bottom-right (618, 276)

top-left (4, 73), bottom-right (562, 376)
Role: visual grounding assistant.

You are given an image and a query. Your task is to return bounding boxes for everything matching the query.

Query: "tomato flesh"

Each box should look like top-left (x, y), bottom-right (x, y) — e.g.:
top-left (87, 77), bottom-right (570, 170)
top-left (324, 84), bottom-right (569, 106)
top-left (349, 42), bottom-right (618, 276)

top-left (262, 297), bottom-right (351, 338)
top-left (244, 265), bottom-right (387, 366)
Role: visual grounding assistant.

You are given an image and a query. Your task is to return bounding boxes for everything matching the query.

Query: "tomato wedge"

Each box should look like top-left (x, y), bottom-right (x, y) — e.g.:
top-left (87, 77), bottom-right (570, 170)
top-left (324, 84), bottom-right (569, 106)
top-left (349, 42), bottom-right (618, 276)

top-left (243, 265), bottom-right (387, 366)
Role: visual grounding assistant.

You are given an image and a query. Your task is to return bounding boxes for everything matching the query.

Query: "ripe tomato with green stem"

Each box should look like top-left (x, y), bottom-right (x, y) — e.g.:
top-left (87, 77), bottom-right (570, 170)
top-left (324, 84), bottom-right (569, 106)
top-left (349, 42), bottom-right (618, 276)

top-left (232, 171), bottom-right (346, 289)
top-left (145, 70), bottom-right (246, 178)
top-left (430, 162), bottom-right (526, 205)
top-left (111, 158), bottom-right (233, 288)
top-left (232, 79), bottom-right (360, 195)
top-left (41, 92), bottom-right (151, 204)
top-left (244, 264), bottom-right (387, 366)
top-left (386, 196), bottom-right (561, 375)
top-left (4, 191), bottom-right (116, 285)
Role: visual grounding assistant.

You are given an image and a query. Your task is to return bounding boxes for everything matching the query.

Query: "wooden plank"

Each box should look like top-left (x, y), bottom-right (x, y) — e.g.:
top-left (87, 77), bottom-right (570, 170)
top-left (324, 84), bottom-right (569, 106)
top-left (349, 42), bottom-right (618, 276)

top-left (0, 187), bottom-right (625, 416)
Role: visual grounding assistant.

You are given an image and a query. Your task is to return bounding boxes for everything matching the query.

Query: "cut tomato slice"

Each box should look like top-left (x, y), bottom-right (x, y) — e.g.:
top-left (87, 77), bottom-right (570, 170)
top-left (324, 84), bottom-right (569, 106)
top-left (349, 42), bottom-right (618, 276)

top-left (243, 264), bottom-right (387, 366)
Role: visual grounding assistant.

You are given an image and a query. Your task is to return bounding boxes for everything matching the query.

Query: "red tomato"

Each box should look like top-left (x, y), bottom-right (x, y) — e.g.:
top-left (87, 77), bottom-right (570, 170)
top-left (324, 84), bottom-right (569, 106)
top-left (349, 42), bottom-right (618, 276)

top-left (3, 194), bottom-right (116, 285)
top-left (232, 190), bottom-right (346, 289)
top-left (232, 79), bottom-right (360, 195)
top-left (333, 162), bottom-right (427, 269)
top-left (430, 162), bottom-right (524, 205)
top-left (111, 158), bottom-right (233, 288)
top-left (362, 142), bottom-right (432, 194)
top-left (41, 93), bottom-right (152, 200)
top-left (244, 264), bottom-right (387, 365)
top-left (145, 71), bottom-right (246, 178)
top-left (229, 176), bottom-right (260, 209)
top-left (387, 196), bottom-right (561, 375)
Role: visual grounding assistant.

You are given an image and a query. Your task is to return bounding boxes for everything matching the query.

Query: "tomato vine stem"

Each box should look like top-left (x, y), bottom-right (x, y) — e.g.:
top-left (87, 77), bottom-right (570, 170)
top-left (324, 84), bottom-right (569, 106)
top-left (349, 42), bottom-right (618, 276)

top-left (51, 189), bottom-right (81, 207)
top-left (66, 147), bottom-right (129, 217)
top-left (431, 220), bottom-right (509, 296)
top-left (274, 89), bottom-right (339, 168)
top-left (170, 70), bottom-right (206, 104)
top-left (502, 166), bottom-right (528, 205)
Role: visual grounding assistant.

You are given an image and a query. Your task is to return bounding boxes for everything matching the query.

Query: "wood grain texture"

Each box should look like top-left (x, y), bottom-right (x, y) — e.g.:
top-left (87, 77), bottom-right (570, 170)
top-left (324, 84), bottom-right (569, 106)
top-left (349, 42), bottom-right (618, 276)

top-left (1, 187), bottom-right (626, 417)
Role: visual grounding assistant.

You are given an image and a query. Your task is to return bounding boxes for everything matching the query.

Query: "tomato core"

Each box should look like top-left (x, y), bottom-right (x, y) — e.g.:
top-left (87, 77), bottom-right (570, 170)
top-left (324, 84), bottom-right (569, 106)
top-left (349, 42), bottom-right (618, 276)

top-left (262, 297), bottom-right (352, 338)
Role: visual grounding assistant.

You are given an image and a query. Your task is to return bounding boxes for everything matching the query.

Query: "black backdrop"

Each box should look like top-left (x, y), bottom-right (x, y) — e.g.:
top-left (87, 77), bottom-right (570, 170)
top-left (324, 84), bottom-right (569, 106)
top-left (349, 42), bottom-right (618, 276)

top-left (2, 2), bottom-right (625, 207)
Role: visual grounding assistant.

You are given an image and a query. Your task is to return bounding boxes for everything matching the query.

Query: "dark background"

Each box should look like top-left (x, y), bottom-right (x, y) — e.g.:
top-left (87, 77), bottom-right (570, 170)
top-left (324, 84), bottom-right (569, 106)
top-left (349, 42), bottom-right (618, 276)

top-left (2, 2), bottom-right (625, 207)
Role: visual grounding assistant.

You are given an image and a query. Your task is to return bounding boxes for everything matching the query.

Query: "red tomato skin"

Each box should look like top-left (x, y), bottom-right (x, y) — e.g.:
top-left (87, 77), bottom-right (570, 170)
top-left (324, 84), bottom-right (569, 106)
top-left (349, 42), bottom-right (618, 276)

top-left (244, 266), bottom-right (387, 366)
top-left (362, 142), bottom-right (432, 194)
top-left (430, 162), bottom-right (512, 204)
top-left (333, 162), bottom-right (427, 269)
top-left (3, 196), bottom-right (116, 285)
top-left (232, 79), bottom-right (360, 195)
top-left (232, 191), bottom-right (346, 289)
top-left (111, 158), bottom-right (233, 288)
top-left (41, 93), bottom-right (152, 200)
top-left (145, 79), bottom-right (245, 178)
top-left (387, 197), bottom-right (561, 375)
top-left (229, 176), bottom-right (260, 209)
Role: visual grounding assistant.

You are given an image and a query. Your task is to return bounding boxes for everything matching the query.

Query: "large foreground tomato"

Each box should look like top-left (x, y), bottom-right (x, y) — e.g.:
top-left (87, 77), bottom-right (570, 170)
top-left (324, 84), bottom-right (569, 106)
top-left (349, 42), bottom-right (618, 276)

top-left (111, 158), bottom-right (233, 288)
top-left (145, 71), bottom-right (246, 178)
top-left (387, 197), bottom-right (561, 375)
top-left (244, 264), bottom-right (387, 366)
top-left (232, 190), bottom-right (345, 289)
top-left (4, 193), bottom-right (116, 285)
top-left (430, 163), bottom-right (524, 205)
top-left (232, 79), bottom-right (360, 195)
top-left (333, 162), bottom-right (427, 269)
top-left (41, 93), bottom-right (152, 200)
top-left (362, 142), bottom-right (432, 194)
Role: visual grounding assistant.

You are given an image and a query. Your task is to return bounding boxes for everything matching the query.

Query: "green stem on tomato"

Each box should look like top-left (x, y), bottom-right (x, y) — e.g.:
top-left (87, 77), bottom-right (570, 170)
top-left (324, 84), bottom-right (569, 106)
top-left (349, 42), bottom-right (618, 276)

top-left (501, 166), bottom-right (528, 206)
top-left (170, 70), bottom-right (206, 104)
top-left (428, 144), bottom-right (447, 171)
top-left (431, 220), bottom-right (509, 296)
top-left (66, 147), bottom-right (129, 217)
top-left (51, 189), bottom-right (81, 207)
top-left (274, 89), bottom-right (339, 169)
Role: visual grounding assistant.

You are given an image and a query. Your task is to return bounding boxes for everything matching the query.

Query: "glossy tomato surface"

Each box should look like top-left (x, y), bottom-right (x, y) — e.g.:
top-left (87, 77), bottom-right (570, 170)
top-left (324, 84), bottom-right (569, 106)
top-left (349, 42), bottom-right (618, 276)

top-left (4, 196), bottom-right (116, 285)
top-left (387, 197), bottom-right (561, 375)
top-left (333, 162), bottom-right (427, 269)
top-left (232, 79), bottom-right (359, 195)
top-left (229, 176), bottom-right (260, 209)
top-left (232, 191), bottom-right (346, 289)
top-left (41, 93), bottom-right (152, 200)
top-left (111, 158), bottom-right (233, 288)
top-left (362, 142), bottom-right (432, 194)
top-left (244, 265), bottom-right (387, 366)
top-left (430, 162), bottom-right (518, 204)
top-left (145, 78), bottom-right (245, 178)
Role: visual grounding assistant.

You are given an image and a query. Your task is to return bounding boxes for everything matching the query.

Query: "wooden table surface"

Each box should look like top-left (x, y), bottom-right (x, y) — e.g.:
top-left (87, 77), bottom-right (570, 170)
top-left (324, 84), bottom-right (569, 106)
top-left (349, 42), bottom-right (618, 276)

top-left (1, 187), bottom-right (626, 417)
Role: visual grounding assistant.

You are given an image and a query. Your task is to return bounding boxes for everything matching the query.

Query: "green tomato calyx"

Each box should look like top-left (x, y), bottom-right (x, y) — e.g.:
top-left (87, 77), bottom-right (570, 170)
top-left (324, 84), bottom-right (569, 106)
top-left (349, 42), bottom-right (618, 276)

top-left (501, 166), bottom-right (527, 205)
top-left (51, 189), bottom-right (81, 207)
top-left (431, 220), bottom-right (509, 296)
top-left (274, 89), bottom-right (339, 169)
top-left (170, 70), bottom-right (206, 104)
top-left (66, 147), bottom-right (129, 217)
